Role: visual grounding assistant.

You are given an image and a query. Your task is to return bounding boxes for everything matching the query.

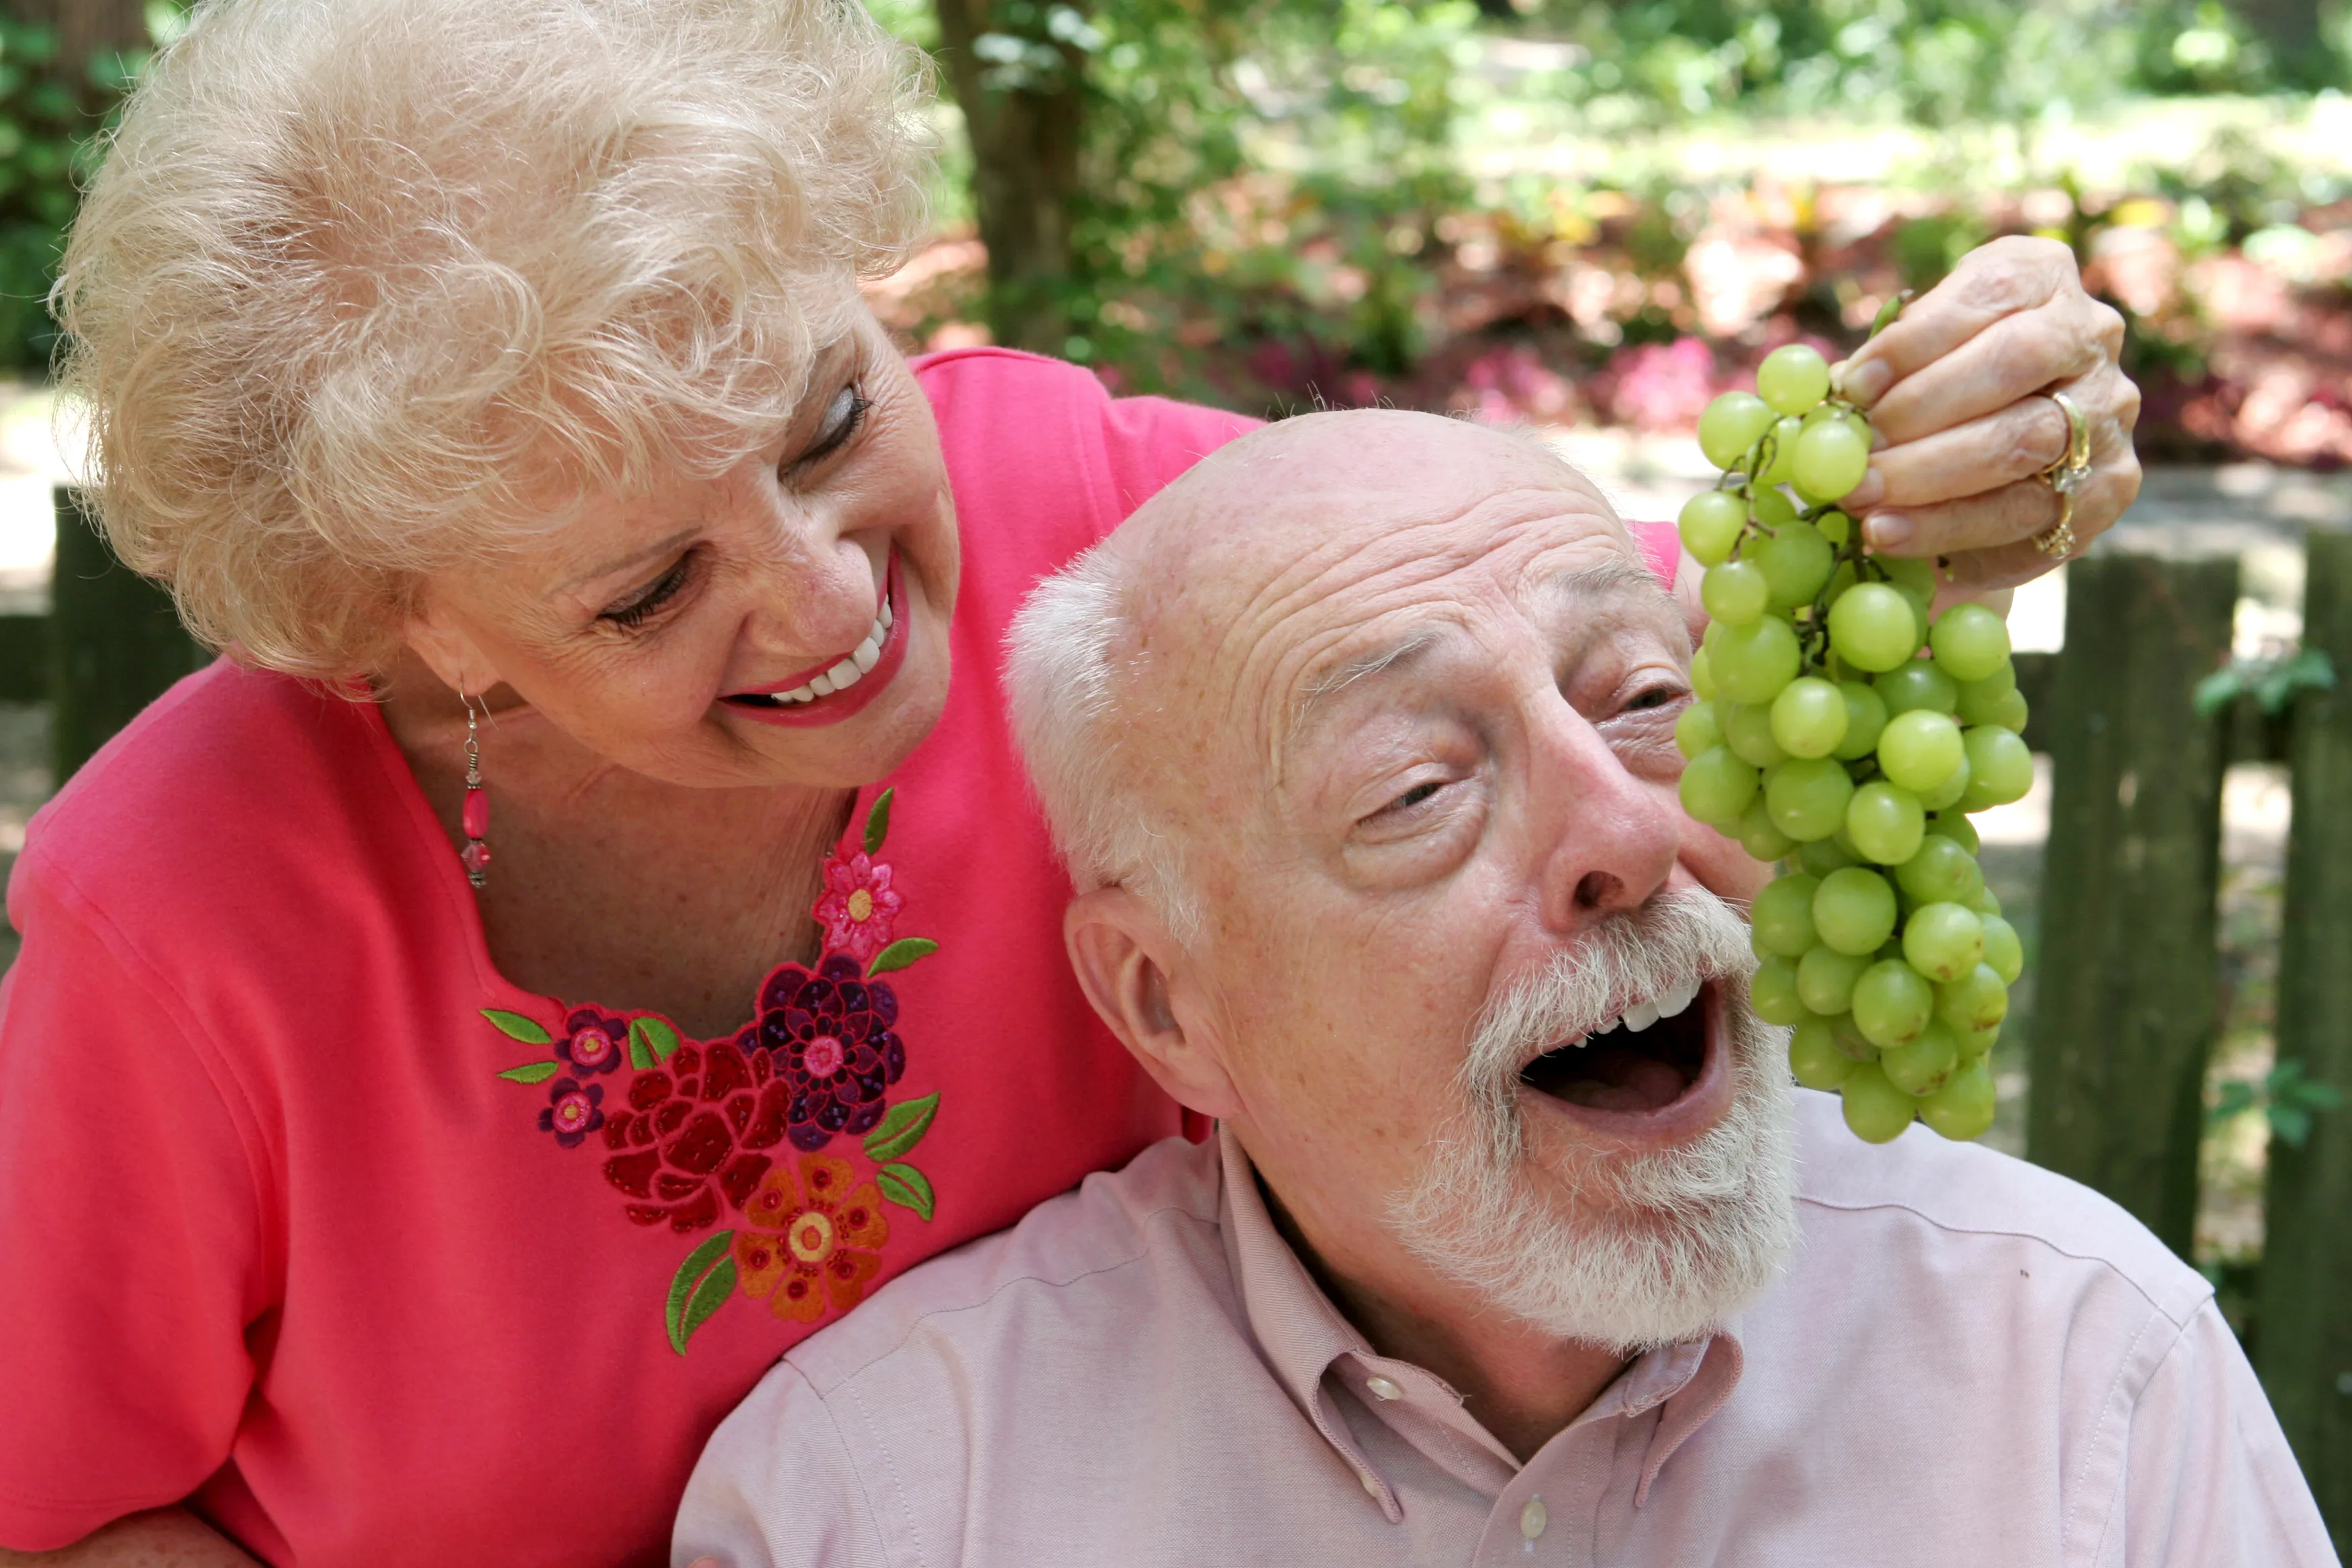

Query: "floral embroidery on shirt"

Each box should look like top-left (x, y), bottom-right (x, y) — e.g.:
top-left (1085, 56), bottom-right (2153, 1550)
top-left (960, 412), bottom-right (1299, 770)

top-left (488, 788), bottom-right (942, 1353)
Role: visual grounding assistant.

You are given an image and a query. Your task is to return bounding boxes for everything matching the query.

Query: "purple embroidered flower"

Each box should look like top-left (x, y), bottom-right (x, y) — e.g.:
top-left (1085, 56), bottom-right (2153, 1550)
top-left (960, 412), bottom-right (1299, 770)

top-left (559, 1009), bottom-right (630, 1076)
top-left (756, 954), bottom-right (905, 1152)
top-left (539, 1078), bottom-right (606, 1148)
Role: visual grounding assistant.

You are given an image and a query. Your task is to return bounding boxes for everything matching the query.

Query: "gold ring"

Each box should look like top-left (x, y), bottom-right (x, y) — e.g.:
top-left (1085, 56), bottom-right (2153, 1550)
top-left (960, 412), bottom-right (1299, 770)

top-left (2032, 389), bottom-right (2090, 558)
top-left (2035, 491), bottom-right (2076, 558)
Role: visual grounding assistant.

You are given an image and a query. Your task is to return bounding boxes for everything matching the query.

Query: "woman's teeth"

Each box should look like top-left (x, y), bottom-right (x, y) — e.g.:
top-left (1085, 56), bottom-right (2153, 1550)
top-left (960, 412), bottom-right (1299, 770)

top-left (754, 597), bottom-right (893, 706)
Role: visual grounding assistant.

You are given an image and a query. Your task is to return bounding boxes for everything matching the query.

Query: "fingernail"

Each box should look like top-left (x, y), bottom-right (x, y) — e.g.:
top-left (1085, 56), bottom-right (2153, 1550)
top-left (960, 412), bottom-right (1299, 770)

top-left (1844, 359), bottom-right (1893, 407)
top-left (1844, 467), bottom-right (1885, 509)
top-left (1866, 513), bottom-right (1913, 550)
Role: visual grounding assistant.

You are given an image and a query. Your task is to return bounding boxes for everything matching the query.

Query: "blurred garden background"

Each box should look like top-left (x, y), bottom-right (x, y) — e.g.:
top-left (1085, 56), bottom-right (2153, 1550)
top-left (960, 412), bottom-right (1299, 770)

top-left (0, 0), bottom-right (2347, 1465)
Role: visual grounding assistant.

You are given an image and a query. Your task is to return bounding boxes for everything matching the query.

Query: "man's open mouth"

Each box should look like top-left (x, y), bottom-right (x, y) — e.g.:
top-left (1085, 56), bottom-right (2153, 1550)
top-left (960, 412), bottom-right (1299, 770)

top-left (1519, 977), bottom-right (1710, 1115)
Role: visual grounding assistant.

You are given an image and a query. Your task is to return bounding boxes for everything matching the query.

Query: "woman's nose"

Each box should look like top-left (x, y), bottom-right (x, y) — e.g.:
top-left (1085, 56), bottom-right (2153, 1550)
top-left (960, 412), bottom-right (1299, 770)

top-left (735, 489), bottom-right (881, 659)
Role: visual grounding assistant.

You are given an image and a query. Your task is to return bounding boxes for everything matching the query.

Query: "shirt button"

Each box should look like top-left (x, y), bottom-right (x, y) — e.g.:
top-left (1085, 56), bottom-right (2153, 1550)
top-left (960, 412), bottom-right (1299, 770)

top-left (1520, 1496), bottom-right (1548, 1542)
top-left (1365, 1375), bottom-right (1404, 1402)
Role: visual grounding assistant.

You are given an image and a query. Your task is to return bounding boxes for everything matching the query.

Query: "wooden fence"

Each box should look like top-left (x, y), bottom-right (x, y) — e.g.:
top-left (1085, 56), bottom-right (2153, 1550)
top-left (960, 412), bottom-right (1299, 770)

top-left (0, 487), bottom-right (2347, 1542)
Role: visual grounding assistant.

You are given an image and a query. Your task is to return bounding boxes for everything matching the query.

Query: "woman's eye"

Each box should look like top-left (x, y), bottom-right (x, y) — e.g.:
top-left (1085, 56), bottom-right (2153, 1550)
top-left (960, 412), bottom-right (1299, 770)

top-left (793, 384), bottom-right (869, 469)
top-left (600, 554), bottom-right (693, 628)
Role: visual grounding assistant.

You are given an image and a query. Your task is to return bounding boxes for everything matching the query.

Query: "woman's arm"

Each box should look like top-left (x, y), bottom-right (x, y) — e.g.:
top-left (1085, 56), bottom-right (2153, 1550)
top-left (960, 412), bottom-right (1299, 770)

top-left (0, 1509), bottom-right (260, 1567)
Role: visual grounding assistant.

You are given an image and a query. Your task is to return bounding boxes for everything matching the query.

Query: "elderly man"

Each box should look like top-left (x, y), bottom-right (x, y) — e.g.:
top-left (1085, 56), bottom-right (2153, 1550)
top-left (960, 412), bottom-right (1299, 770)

top-left (674, 412), bottom-right (2330, 1567)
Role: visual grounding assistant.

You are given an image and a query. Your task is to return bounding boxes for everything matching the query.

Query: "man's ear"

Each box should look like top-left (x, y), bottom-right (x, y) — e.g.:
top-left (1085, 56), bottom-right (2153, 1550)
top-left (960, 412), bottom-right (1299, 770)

top-left (1065, 886), bottom-right (1242, 1122)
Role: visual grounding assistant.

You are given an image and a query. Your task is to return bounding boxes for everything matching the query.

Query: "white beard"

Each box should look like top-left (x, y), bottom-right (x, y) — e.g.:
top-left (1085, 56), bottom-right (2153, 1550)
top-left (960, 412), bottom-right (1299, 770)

top-left (1388, 886), bottom-right (1797, 1356)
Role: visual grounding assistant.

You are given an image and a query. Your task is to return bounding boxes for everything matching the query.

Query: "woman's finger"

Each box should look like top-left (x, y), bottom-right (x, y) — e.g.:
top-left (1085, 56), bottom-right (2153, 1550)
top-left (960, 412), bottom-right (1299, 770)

top-left (1836, 236), bottom-right (2077, 407)
top-left (1864, 293), bottom-right (2117, 446)
top-left (1863, 424), bottom-right (2141, 559)
top-left (1845, 394), bottom-right (2075, 514)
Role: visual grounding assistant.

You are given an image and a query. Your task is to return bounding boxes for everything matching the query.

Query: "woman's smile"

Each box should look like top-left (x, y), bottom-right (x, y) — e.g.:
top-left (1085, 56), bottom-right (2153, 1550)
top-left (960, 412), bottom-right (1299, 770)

top-left (724, 550), bottom-right (911, 728)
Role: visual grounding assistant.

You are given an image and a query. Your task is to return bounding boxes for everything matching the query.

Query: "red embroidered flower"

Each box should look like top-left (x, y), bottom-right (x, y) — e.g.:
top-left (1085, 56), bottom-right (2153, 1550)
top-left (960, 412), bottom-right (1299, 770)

top-left (558, 1009), bottom-right (629, 1077)
top-left (598, 1032), bottom-right (791, 1232)
top-left (757, 955), bottom-right (906, 1153)
top-left (734, 1155), bottom-right (891, 1322)
top-left (812, 852), bottom-right (903, 965)
top-left (538, 1079), bottom-right (605, 1148)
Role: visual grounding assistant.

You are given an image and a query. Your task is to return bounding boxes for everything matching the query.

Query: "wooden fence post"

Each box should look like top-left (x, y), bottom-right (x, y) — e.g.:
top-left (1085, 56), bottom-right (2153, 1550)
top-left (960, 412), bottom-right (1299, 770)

top-left (44, 485), bottom-right (202, 780)
top-left (2258, 528), bottom-right (2352, 1553)
top-left (2027, 552), bottom-right (2238, 1257)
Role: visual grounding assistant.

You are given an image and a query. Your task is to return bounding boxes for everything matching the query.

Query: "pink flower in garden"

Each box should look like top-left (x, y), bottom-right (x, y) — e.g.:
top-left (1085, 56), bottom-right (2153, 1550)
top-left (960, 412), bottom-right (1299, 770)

top-left (1607, 336), bottom-right (1716, 431)
top-left (814, 852), bottom-right (903, 965)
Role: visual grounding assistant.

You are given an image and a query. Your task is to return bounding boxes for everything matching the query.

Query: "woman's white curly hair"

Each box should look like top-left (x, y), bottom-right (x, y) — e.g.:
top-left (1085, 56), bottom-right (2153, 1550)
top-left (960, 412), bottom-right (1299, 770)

top-left (54, 0), bottom-right (933, 679)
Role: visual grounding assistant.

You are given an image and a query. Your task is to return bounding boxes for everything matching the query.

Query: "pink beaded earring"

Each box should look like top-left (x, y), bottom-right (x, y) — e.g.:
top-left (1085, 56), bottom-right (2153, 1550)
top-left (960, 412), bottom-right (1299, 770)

top-left (460, 694), bottom-right (491, 889)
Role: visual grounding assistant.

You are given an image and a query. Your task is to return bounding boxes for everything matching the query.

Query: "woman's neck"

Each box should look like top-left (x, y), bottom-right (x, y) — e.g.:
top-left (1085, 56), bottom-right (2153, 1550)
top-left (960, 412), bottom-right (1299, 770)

top-left (379, 656), bottom-right (856, 1038)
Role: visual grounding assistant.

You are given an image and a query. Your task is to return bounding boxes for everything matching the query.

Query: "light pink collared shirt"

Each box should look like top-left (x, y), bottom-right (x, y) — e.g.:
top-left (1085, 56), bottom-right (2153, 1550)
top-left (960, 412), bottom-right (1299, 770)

top-left (677, 1091), bottom-right (2335, 1567)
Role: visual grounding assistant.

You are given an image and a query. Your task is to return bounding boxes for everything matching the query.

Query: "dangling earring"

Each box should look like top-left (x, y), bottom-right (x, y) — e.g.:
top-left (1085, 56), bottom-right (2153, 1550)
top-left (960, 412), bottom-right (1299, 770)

top-left (460, 693), bottom-right (491, 889)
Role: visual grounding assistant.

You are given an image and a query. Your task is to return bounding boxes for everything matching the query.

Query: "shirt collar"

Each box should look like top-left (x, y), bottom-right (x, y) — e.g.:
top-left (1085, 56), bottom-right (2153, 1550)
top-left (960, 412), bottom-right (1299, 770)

top-left (1212, 1122), bottom-right (1743, 1508)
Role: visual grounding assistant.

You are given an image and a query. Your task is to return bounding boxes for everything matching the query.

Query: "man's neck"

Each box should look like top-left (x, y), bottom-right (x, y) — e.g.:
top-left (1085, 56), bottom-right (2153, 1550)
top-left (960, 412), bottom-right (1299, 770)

top-left (1251, 1167), bottom-right (1627, 1463)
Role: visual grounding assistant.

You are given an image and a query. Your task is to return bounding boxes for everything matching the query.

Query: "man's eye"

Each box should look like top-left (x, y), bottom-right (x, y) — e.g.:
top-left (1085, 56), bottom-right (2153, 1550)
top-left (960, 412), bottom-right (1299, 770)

top-left (600, 554), bottom-right (692, 628)
top-left (1380, 780), bottom-right (1444, 816)
top-left (793, 384), bottom-right (869, 469)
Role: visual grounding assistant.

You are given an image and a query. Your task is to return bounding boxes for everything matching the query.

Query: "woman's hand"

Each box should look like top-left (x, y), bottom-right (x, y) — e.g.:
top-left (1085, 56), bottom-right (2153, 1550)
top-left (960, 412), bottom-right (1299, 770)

top-left (1830, 235), bottom-right (2142, 594)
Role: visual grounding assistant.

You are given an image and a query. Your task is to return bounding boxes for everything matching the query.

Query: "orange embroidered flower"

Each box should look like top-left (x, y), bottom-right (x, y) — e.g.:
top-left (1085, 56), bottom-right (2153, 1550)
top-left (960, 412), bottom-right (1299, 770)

top-left (734, 1155), bottom-right (891, 1322)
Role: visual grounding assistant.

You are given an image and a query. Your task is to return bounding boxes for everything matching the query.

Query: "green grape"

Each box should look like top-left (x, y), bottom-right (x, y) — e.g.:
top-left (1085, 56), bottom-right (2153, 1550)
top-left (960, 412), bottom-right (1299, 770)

top-left (1679, 747), bottom-right (1759, 825)
top-left (1840, 1061), bottom-right (1916, 1142)
top-left (1831, 681), bottom-right (1888, 761)
top-left (1895, 834), bottom-right (1983, 906)
top-left (1766, 756), bottom-right (1854, 842)
top-left (1679, 490), bottom-right (1748, 567)
top-left (1873, 658), bottom-right (1959, 717)
top-left (1792, 418), bottom-right (1870, 500)
top-left (1813, 866), bottom-right (1898, 955)
top-left (1881, 1019), bottom-right (1959, 1096)
top-left (1816, 509), bottom-right (1852, 547)
top-left (1970, 885), bottom-right (2004, 917)
top-left (1959, 725), bottom-right (2035, 810)
top-left (1845, 780), bottom-right (1925, 865)
top-left (1877, 709), bottom-right (1965, 793)
top-left (1827, 583), bottom-right (1918, 672)
top-left (1937, 963), bottom-right (2010, 1033)
top-left (1821, 559), bottom-right (1860, 611)
top-left (1690, 647), bottom-right (1717, 700)
top-left (1790, 1016), bottom-right (1855, 1089)
top-left (1725, 703), bottom-right (1792, 769)
top-left (1879, 554), bottom-right (1937, 607)
top-left (1975, 687), bottom-right (2030, 733)
top-left (1798, 836), bottom-right (1857, 876)
top-left (1917, 752), bottom-right (1972, 812)
top-left (1953, 666), bottom-right (2017, 729)
top-left (1797, 944), bottom-right (1871, 1015)
top-left (1712, 616), bottom-right (1803, 704)
top-left (1700, 392), bottom-right (1777, 470)
top-left (1980, 916), bottom-right (2024, 985)
top-left (1923, 812), bottom-right (1980, 854)
top-left (1919, 1057), bottom-right (1996, 1140)
top-left (1832, 1012), bottom-right (1879, 1061)
top-left (1852, 959), bottom-right (1934, 1046)
top-left (1755, 522), bottom-right (1834, 610)
top-left (1751, 873), bottom-right (1822, 957)
top-left (1902, 901), bottom-right (1986, 983)
top-left (1757, 344), bottom-right (1832, 416)
top-left (1929, 601), bottom-right (2012, 683)
top-left (1750, 485), bottom-right (1798, 528)
top-left (1675, 698), bottom-right (1722, 761)
top-left (1739, 806), bottom-right (1798, 863)
top-left (1762, 415), bottom-right (1802, 484)
top-left (1769, 677), bottom-right (1849, 759)
top-left (1751, 954), bottom-right (1805, 1026)
top-left (1702, 560), bottom-right (1769, 626)
top-left (1956, 1018), bottom-right (2002, 1060)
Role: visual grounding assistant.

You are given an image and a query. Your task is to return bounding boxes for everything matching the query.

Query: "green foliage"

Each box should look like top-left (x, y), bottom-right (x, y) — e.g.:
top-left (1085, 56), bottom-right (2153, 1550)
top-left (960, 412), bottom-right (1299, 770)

top-left (2209, 1060), bottom-right (2346, 1149)
top-left (2194, 648), bottom-right (2337, 720)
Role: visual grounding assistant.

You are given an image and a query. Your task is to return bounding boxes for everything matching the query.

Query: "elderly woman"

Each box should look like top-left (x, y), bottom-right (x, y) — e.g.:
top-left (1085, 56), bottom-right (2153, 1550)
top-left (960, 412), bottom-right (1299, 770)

top-left (0, 1), bottom-right (2136, 1565)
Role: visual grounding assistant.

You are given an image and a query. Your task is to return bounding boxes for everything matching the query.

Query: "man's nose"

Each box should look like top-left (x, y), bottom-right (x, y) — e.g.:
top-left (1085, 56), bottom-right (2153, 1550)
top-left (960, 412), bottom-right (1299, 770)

top-left (1525, 700), bottom-right (1683, 932)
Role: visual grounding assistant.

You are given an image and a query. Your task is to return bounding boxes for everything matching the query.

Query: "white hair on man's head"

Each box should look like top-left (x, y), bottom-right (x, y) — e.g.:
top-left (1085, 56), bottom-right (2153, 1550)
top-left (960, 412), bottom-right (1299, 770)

top-left (1391, 886), bottom-right (1797, 1355)
top-left (1004, 542), bottom-right (1206, 945)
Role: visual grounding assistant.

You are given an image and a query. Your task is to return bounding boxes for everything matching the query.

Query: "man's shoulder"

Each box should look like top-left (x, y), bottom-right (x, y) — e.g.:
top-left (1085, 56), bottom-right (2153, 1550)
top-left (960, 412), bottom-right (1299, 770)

top-left (783, 1133), bottom-right (1232, 1396)
top-left (1787, 1087), bottom-right (2212, 1327)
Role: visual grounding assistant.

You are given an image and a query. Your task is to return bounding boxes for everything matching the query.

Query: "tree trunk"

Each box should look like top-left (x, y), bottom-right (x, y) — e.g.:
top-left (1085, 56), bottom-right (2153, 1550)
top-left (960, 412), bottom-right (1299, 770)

top-left (928, 0), bottom-right (1085, 354)
top-left (2226, 0), bottom-right (2332, 85)
top-left (1, 0), bottom-right (149, 87)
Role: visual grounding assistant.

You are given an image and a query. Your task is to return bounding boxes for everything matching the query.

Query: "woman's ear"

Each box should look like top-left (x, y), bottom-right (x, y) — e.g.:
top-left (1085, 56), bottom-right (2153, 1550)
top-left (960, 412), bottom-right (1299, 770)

top-left (401, 591), bottom-right (504, 701)
top-left (1065, 886), bottom-right (1241, 1122)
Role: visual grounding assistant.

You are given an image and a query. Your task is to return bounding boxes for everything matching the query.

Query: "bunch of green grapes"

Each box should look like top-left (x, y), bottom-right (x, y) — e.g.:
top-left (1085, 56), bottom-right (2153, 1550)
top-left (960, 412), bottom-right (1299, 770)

top-left (1675, 342), bottom-right (2031, 1145)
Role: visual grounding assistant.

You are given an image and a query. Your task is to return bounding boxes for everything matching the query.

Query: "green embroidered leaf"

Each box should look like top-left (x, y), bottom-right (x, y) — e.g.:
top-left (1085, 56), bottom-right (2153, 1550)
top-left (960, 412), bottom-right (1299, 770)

top-left (863, 1092), bottom-right (940, 1163)
top-left (863, 786), bottom-right (895, 855)
top-left (666, 1231), bottom-right (736, 1355)
top-left (875, 1161), bottom-right (935, 1222)
top-left (495, 1060), bottom-right (562, 1084)
top-left (636, 1015), bottom-right (683, 1065)
top-left (627, 1018), bottom-right (656, 1071)
top-left (680, 1258), bottom-right (737, 1350)
top-left (481, 1008), bottom-right (552, 1046)
top-left (867, 938), bottom-right (939, 978)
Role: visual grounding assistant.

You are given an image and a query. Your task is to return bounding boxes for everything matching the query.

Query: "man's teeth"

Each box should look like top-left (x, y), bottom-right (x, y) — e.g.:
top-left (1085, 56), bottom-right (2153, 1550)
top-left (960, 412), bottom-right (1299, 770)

top-left (1581, 976), bottom-right (1702, 1044)
top-left (761, 601), bottom-right (893, 706)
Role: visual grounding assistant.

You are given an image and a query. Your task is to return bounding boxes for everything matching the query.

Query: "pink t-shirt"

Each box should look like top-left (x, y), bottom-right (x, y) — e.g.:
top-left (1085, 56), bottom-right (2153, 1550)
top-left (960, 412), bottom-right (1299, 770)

top-left (0, 350), bottom-right (1255, 1565)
